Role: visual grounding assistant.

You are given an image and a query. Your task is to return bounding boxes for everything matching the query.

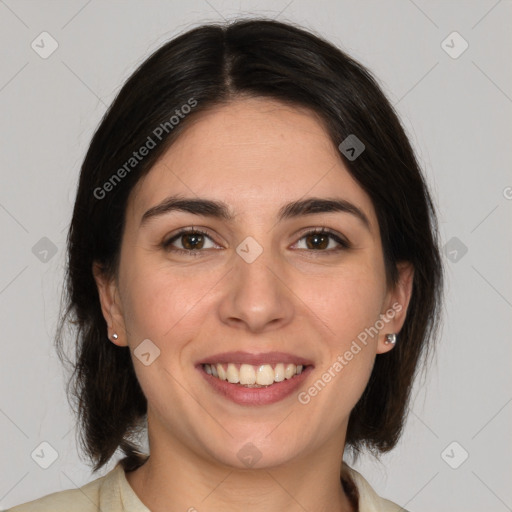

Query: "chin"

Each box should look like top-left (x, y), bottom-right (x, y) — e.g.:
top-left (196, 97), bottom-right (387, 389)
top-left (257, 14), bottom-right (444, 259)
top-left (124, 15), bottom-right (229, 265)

top-left (199, 432), bottom-right (304, 471)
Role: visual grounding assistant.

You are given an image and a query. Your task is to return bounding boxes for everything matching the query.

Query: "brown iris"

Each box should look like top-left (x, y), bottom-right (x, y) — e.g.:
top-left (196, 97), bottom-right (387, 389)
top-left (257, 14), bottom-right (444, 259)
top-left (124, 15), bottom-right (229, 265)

top-left (181, 233), bottom-right (205, 250)
top-left (305, 233), bottom-right (330, 250)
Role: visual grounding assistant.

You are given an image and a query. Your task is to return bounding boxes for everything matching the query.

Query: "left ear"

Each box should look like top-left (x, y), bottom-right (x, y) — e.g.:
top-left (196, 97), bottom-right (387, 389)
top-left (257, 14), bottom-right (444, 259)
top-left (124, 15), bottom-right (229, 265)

top-left (377, 261), bottom-right (414, 354)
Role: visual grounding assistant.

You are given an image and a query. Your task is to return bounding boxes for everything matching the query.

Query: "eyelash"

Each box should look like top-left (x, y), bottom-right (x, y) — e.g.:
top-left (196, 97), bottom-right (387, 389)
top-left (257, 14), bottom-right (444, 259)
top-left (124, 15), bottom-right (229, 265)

top-left (162, 226), bottom-right (351, 257)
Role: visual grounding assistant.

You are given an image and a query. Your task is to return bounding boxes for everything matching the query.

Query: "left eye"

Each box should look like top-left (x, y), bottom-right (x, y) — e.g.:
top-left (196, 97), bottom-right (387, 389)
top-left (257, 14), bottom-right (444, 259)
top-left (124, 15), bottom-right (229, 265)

top-left (293, 229), bottom-right (349, 251)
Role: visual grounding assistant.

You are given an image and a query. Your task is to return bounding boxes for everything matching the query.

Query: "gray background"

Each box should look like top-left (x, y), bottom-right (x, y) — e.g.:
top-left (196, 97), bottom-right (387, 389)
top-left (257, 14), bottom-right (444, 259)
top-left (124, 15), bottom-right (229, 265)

top-left (1, 1), bottom-right (511, 511)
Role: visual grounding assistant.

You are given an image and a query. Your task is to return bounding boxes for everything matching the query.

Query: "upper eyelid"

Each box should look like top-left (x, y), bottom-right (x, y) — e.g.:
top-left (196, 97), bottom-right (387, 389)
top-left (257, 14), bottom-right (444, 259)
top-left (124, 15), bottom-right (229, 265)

top-left (292, 228), bottom-right (350, 249)
top-left (164, 227), bottom-right (220, 246)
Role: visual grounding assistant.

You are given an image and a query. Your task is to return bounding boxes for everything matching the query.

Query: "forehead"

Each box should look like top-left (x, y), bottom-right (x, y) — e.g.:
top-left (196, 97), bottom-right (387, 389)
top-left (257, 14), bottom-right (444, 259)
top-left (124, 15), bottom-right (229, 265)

top-left (128, 97), bottom-right (376, 227)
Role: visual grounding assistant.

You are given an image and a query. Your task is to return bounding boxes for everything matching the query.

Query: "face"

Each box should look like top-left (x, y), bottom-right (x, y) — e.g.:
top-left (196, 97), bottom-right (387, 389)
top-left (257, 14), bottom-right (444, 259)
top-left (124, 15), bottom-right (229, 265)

top-left (95, 97), bottom-right (413, 470)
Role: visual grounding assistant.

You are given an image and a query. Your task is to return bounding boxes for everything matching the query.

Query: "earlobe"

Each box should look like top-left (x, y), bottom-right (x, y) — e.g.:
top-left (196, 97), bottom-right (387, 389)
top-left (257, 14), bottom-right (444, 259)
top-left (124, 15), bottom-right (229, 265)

top-left (92, 262), bottom-right (127, 346)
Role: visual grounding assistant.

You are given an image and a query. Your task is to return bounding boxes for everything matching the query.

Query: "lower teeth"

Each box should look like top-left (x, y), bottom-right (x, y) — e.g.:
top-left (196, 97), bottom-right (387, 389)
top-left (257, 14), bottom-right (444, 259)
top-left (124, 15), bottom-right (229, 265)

top-left (239, 383), bottom-right (273, 388)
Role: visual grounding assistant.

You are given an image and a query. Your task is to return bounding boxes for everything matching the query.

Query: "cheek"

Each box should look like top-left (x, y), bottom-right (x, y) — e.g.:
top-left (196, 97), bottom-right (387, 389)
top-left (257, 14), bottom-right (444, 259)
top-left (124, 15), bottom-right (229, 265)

top-left (300, 264), bottom-right (387, 346)
top-left (296, 271), bottom-right (383, 433)
top-left (119, 258), bottom-right (219, 343)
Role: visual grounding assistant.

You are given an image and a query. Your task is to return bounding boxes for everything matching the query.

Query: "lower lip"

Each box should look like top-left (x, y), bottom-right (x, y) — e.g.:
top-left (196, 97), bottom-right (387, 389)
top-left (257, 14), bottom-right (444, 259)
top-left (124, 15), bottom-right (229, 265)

top-left (198, 365), bottom-right (313, 406)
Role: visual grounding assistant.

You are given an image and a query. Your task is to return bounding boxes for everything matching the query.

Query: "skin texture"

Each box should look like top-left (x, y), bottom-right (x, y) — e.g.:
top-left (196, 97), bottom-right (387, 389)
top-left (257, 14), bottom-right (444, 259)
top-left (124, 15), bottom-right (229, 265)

top-left (94, 97), bottom-right (414, 512)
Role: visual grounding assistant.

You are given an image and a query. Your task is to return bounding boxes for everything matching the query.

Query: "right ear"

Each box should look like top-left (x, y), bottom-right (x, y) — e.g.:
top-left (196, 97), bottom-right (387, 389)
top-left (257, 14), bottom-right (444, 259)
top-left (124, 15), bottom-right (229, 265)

top-left (92, 262), bottom-right (128, 347)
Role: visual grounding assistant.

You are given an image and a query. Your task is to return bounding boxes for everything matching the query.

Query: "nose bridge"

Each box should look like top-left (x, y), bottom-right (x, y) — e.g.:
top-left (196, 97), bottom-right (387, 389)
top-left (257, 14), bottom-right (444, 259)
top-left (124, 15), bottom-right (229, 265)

top-left (235, 236), bottom-right (277, 289)
top-left (218, 233), bottom-right (294, 331)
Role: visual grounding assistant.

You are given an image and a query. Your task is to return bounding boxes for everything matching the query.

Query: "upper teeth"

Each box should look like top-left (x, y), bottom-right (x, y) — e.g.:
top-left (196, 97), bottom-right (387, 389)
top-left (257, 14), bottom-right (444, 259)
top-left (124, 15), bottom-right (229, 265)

top-left (204, 363), bottom-right (304, 386)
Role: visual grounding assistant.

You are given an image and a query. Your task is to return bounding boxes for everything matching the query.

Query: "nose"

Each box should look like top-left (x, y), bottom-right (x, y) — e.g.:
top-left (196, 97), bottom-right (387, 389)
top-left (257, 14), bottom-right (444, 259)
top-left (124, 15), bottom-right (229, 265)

top-left (217, 243), bottom-right (295, 334)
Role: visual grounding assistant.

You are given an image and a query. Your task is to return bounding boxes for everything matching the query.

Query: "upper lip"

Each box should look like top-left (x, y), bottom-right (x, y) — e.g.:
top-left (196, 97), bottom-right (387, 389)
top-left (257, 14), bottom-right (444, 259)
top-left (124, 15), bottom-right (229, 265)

top-left (196, 351), bottom-right (314, 367)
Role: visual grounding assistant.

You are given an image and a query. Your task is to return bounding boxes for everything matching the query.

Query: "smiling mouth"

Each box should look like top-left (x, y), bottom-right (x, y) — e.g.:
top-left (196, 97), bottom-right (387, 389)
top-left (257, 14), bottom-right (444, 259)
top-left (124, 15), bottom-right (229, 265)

top-left (202, 362), bottom-right (308, 387)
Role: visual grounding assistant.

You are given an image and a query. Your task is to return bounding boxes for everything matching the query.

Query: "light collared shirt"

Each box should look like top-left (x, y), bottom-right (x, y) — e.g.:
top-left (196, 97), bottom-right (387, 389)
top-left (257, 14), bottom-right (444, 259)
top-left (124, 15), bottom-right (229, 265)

top-left (8, 462), bottom-right (408, 512)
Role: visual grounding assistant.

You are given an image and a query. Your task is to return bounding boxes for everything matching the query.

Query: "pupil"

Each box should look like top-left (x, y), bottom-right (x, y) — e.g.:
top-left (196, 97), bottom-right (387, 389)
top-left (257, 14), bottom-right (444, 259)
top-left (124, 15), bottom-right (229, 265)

top-left (183, 233), bottom-right (203, 250)
top-left (307, 234), bottom-right (328, 250)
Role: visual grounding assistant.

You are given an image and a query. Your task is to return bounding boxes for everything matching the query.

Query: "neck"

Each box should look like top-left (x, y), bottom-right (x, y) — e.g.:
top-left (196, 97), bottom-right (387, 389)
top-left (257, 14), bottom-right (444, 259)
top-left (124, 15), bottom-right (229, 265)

top-left (125, 432), bottom-right (355, 512)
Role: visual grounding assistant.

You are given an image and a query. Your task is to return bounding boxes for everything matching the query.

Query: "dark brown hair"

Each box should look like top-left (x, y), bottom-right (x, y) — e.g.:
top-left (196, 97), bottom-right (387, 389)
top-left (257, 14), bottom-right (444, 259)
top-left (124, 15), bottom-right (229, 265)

top-left (56, 18), bottom-right (443, 473)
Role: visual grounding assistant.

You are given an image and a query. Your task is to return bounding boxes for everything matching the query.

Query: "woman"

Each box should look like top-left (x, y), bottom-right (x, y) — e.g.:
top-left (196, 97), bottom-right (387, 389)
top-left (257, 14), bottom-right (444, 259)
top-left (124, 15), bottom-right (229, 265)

top-left (10, 18), bottom-right (443, 512)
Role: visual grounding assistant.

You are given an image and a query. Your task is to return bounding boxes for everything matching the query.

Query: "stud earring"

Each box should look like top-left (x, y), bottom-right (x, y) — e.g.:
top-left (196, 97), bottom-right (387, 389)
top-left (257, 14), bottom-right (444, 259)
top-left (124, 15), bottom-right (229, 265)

top-left (112, 333), bottom-right (118, 340)
top-left (384, 333), bottom-right (396, 345)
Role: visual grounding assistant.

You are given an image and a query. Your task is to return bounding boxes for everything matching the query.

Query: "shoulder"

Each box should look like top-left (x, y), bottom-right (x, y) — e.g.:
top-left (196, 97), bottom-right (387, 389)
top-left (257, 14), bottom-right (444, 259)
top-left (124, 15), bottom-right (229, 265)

top-left (7, 465), bottom-right (122, 512)
top-left (343, 463), bottom-right (410, 512)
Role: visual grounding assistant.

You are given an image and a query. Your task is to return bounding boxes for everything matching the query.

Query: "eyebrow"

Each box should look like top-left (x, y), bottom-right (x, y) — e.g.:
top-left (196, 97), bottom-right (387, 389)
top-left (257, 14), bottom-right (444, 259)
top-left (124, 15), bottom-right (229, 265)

top-left (140, 195), bottom-right (371, 230)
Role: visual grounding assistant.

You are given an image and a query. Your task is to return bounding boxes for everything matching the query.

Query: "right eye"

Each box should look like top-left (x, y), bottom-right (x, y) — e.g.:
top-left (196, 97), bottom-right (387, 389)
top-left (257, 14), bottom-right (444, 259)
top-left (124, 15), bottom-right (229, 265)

top-left (162, 227), bottom-right (221, 256)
